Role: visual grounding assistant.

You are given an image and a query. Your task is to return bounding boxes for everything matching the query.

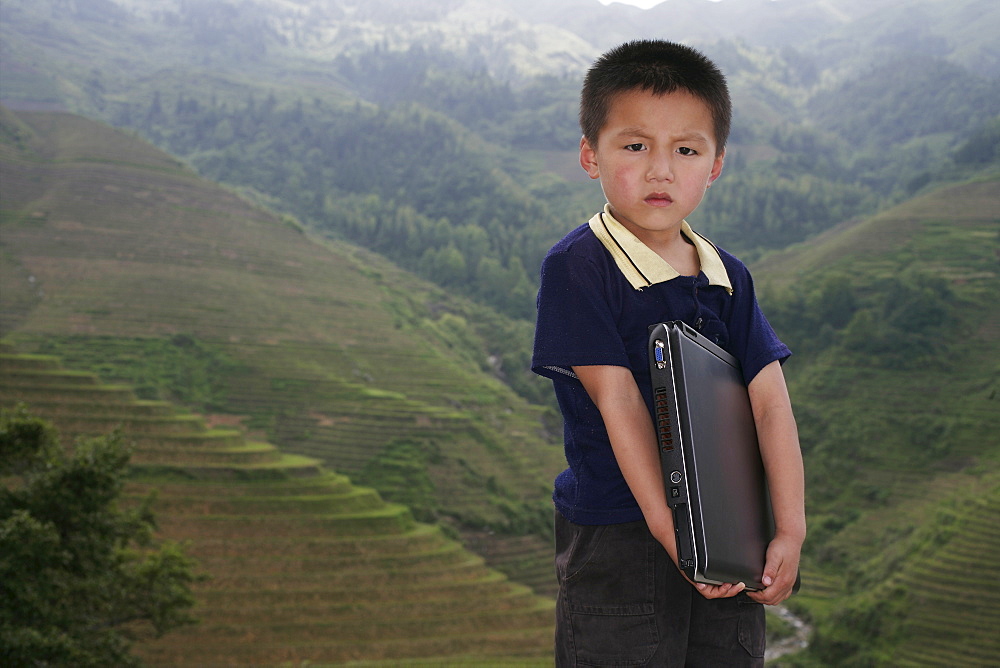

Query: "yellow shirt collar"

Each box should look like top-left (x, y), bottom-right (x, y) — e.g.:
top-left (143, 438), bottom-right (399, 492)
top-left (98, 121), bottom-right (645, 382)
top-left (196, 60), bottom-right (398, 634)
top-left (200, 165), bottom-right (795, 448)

top-left (588, 204), bottom-right (733, 294)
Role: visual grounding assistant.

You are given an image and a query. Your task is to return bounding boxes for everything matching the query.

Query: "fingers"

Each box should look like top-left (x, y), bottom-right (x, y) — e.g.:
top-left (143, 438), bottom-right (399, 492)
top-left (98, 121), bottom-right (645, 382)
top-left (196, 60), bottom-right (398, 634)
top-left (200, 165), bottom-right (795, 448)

top-left (745, 535), bottom-right (802, 605)
top-left (694, 581), bottom-right (746, 600)
top-left (746, 570), bottom-right (796, 605)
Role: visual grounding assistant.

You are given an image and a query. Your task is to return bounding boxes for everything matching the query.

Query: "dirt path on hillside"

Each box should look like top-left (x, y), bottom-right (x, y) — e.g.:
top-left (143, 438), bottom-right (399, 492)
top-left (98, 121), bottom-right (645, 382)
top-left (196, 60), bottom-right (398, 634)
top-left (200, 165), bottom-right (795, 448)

top-left (766, 605), bottom-right (811, 663)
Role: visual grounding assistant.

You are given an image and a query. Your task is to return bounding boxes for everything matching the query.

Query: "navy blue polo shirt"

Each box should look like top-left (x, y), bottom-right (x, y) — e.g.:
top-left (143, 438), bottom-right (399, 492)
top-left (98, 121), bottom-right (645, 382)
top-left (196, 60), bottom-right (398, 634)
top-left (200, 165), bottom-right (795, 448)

top-left (532, 207), bottom-right (790, 525)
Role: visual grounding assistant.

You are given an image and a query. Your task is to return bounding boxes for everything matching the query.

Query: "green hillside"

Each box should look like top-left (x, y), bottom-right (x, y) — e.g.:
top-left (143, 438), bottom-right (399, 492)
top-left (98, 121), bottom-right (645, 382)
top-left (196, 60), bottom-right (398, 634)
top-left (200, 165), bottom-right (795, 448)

top-left (0, 106), bottom-right (564, 595)
top-left (3, 103), bottom-right (999, 665)
top-left (0, 346), bottom-right (554, 664)
top-left (756, 178), bottom-right (1000, 665)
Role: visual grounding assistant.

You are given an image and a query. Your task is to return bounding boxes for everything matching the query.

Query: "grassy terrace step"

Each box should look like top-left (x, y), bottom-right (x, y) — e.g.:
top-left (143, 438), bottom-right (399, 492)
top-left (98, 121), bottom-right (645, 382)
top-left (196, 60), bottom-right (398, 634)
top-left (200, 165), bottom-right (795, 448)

top-left (896, 619), bottom-right (1000, 666)
top-left (140, 626), bottom-right (554, 665)
top-left (278, 404), bottom-right (473, 426)
top-left (145, 603), bottom-right (554, 648)
top-left (188, 549), bottom-right (491, 579)
top-left (34, 413), bottom-right (207, 434)
top-left (125, 471), bottom-right (356, 497)
top-left (0, 383), bottom-right (137, 404)
top-left (130, 454), bottom-right (325, 481)
top-left (4, 398), bottom-right (179, 417)
top-left (191, 540), bottom-right (472, 574)
top-left (347, 659), bottom-right (551, 668)
top-left (276, 414), bottom-right (469, 441)
top-left (897, 596), bottom-right (999, 636)
top-left (137, 486), bottom-right (387, 515)
top-left (895, 643), bottom-right (1000, 667)
top-left (202, 555), bottom-right (494, 589)
top-left (179, 522), bottom-right (449, 558)
top-left (464, 531), bottom-right (557, 597)
top-left (132, 442), bottom-right (284, 466)
top-left (125, 429), bottom-right (248, 449)
top-left (195, 570), bottom-right (523, 607)
top-left (893, 577), bottom-right (995, 606)
top-left (192, 586), bottom-right (546, 624)
top-left (903, 556), bottom-right (1000, 585)
top-left (0, 368), bottom-right (101, 386)
top-left (0, 353), bottom-right (62, 370)
top-left (154, 504), bottom-right (417, 538)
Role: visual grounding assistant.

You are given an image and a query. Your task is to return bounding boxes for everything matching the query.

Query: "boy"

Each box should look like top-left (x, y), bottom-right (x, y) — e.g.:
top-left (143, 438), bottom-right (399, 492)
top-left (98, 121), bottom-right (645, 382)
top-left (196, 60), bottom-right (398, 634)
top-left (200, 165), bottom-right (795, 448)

top-left (532, 40), bottom-right (805, 666)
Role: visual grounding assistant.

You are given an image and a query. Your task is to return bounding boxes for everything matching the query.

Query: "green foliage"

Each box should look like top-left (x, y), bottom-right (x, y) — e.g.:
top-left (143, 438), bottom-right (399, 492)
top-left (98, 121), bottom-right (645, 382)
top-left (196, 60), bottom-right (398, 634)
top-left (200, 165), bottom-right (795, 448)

top-left (0, 405), bottom-right (201, 666)
top-left (809, 56), bottom-right (1000, 150)
top-left (954, 116), bottom-right (1000, 166)
top-left (334, 45), bottom-right (581, 150)
top-left (762, 267), bottom-right (957, 366)
top-left (756, 177), bottom-right (1000, 665)
top-left (0, 106), bottom-right (38, 153)
top-left (113, 38), bottom-right (1000, 319)
top-left (134, 93), bottom-right (558, 319)
top-left (809, 585), bottom-right (909, 667)
top-left (34, 334), bottom-right (244, 409)
top-left (695, 169), bottom-right (880, 258)
top-left (840, 271), bottom-right (957, 366)
top-left (355, 438), bottom-right (440, 523)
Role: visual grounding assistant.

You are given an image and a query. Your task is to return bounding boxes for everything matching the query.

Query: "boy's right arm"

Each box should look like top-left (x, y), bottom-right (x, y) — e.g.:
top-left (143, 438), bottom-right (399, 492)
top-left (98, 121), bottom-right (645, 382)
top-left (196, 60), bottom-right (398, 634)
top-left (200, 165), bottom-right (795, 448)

top-left (573, 364), bottom-right (746, 600)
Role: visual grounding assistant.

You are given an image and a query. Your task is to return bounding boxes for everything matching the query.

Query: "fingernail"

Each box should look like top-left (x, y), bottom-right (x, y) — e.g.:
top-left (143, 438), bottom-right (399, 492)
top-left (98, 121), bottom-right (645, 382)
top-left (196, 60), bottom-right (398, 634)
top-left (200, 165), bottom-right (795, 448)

top-left (763, 576), bottom-right (773, 586)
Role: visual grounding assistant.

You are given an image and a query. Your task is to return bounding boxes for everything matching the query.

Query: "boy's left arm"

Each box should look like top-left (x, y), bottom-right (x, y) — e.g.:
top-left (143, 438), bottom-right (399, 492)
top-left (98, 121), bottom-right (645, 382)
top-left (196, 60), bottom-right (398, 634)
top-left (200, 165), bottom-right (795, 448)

top-left (745, 360), bottom-right (806, 605)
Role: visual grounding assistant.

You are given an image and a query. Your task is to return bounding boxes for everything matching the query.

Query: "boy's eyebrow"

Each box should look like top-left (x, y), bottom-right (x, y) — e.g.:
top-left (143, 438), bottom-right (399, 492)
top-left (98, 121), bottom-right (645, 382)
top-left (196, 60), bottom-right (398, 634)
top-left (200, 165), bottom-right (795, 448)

top-left (613, 127), bottom-right (712, 144)
top-left (614, 127), bottom-right (653, 138)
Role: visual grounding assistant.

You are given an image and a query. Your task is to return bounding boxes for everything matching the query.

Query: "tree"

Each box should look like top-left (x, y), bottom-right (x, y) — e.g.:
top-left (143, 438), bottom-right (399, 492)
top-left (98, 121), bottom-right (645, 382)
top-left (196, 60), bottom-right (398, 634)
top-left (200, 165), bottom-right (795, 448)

top-left (0, 405), bottom-right (201, 666)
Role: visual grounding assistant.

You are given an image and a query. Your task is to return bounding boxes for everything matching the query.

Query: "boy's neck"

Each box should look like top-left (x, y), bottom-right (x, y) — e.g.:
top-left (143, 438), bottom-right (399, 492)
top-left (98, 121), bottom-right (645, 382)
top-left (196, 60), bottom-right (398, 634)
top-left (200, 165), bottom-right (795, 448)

top-left (653, 229), bottom-right (701, 278)
top-left (613, 212), bottom-right (702, 278)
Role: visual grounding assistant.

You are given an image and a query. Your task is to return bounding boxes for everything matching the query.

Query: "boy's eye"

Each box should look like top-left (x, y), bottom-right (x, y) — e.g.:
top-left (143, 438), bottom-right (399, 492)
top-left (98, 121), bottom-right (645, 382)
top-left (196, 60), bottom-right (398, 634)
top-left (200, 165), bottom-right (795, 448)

top-left (624, 143), bottom-right (646, 152)
top-left (677, 146), bottom-right (698, 156)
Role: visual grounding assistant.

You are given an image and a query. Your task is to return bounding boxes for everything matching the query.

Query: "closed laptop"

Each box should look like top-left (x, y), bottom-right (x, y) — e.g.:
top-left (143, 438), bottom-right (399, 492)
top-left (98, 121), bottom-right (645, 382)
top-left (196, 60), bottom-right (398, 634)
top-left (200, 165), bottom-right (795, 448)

top-left (648, 321), bottom-right (775, 590)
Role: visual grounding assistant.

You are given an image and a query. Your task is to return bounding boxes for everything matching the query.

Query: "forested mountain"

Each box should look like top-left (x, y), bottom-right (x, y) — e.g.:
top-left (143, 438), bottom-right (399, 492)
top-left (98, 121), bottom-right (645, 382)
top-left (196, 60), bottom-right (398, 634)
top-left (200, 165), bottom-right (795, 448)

top-left (3, 0), bottom-right (998, 319)
top-left (2, 0), bottom-right (999, 665)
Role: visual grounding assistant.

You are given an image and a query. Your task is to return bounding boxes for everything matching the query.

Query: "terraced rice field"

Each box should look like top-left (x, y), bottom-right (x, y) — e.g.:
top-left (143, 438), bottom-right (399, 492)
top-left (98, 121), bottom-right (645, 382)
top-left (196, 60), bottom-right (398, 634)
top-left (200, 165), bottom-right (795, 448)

top-left (0, 346), bottom-right (555, 665)
top-left (891, 478), bottom-right (1000, 666)
top-left (1, 108), bottom-right (565, 611)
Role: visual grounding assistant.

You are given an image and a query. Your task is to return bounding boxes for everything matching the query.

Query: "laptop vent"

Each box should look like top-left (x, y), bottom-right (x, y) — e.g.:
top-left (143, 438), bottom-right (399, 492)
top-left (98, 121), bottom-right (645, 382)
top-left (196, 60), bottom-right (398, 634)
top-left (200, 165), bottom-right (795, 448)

top-left (653, 386), bottom-right (673, 452)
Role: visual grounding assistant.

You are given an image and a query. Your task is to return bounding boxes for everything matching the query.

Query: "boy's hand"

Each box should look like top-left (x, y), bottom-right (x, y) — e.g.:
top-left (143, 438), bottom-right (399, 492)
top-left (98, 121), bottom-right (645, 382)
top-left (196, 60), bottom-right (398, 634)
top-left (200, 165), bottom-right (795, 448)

top-left (648, 520), bottom-right (746, 600)
top-left (691, 579), bottom-right (746, 599)
top-left (676, 565), bottom-right (746, 599)
top-left (746, 533), bottom-right (802, 605)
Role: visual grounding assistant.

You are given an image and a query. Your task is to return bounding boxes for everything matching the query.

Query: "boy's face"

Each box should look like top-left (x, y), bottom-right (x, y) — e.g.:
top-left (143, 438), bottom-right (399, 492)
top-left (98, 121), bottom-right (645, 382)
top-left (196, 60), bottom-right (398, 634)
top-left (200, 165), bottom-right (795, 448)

top-left (580, 88), bottom-right (724, 244)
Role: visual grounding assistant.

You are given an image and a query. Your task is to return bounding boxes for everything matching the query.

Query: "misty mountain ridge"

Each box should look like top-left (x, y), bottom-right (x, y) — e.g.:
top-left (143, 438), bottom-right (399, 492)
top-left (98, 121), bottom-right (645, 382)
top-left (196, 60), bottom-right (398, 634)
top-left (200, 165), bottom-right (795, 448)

top-left (6, 0), bottom-right (999, 89)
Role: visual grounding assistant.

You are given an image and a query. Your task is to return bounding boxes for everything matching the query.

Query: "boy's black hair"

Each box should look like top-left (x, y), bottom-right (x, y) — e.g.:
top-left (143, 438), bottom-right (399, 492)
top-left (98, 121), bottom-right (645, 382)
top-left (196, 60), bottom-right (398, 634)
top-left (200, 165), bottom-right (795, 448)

top-left (580, 39), bottom-right (731, 156)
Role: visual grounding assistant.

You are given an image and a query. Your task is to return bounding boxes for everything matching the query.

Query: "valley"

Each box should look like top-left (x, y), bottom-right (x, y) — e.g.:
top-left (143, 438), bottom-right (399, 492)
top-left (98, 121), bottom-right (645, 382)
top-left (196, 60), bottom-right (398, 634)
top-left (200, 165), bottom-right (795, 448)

top-left (1, 0), bottom-right (998, 664)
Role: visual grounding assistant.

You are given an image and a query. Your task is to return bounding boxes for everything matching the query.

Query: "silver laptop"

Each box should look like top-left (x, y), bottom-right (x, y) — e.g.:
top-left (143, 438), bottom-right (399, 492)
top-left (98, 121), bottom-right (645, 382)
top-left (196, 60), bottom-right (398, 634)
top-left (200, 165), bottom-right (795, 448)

top-left (648, 321), bottom-right (777, 591)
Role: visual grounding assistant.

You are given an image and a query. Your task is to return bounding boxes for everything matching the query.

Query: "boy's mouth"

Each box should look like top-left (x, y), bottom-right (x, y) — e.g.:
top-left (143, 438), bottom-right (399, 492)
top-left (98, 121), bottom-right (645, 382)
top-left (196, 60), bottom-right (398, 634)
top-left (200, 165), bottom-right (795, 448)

top-left (645, 193), bottom-right (673, 207)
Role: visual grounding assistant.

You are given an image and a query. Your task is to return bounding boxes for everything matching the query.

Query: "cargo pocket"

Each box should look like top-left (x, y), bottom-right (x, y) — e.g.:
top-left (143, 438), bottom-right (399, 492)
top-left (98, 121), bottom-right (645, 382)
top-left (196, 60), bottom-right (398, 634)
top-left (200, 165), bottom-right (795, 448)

top-left (737, 596), bottom-right (766, 659)
top-left (570, 605), bottom-right (658, 666)
top-left (559, 519), bottom-right (660, 666)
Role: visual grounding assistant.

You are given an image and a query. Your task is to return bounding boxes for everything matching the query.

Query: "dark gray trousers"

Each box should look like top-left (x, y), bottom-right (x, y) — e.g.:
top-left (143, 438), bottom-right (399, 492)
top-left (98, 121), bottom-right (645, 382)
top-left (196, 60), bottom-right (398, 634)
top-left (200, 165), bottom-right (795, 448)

top-left (555, 512), bottom-right (765, 667)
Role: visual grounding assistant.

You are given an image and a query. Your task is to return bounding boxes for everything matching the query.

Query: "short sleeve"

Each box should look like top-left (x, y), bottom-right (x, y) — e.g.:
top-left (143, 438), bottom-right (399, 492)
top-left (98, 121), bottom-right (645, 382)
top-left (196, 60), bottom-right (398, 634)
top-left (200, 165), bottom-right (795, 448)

top-left (724, 260), bottom-right (791, 385)
top-left (532, 250), bottom-right (630, 384)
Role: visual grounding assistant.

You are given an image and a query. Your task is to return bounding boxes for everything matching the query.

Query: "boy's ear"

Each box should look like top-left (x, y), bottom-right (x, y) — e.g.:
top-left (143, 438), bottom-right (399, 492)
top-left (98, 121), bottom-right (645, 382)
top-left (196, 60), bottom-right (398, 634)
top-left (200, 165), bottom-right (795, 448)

top-left (708, 149), bottom-right (725, 185)
top-left (580, 136), bottom-right (601, 180)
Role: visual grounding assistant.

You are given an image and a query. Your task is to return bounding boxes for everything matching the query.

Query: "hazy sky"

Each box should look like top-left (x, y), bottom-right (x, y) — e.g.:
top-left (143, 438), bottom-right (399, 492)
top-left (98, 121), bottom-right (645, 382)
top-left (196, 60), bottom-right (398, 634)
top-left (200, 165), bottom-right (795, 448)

top-left (598, 0), bottom-right (668, 7)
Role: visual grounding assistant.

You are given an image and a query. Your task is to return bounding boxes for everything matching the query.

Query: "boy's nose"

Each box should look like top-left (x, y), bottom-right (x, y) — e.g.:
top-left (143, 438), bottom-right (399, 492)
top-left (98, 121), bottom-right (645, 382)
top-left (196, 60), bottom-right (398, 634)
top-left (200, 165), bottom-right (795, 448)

top-left (646, 152), bottom-right (674, 182)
